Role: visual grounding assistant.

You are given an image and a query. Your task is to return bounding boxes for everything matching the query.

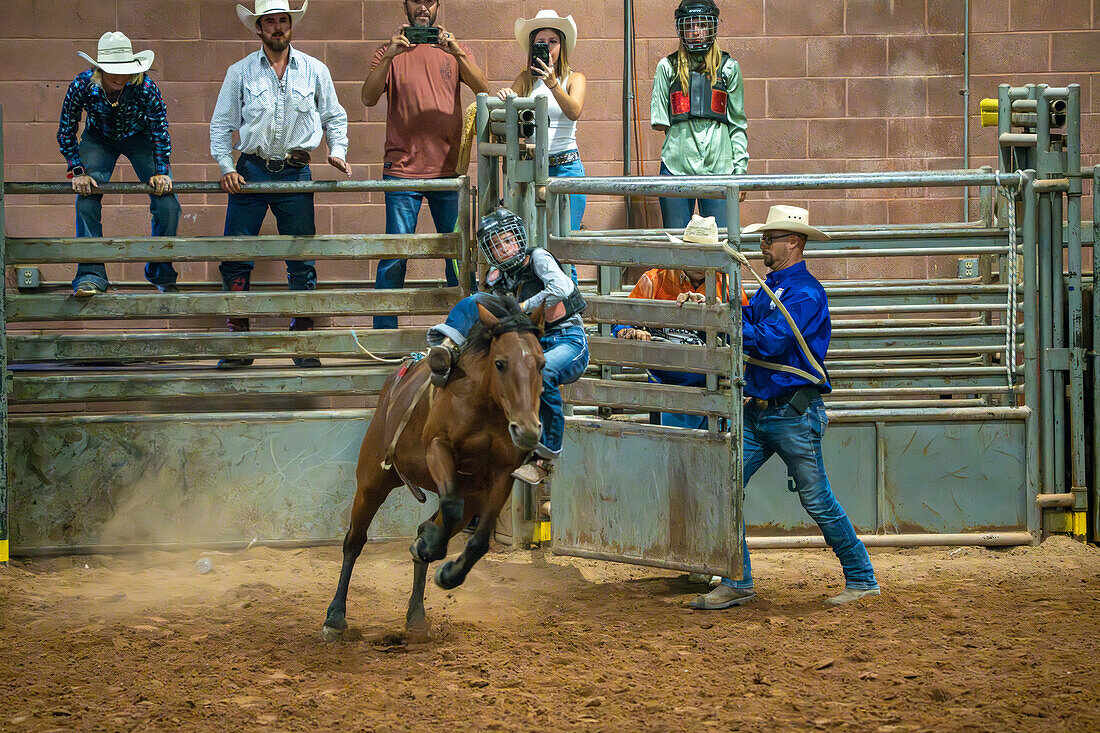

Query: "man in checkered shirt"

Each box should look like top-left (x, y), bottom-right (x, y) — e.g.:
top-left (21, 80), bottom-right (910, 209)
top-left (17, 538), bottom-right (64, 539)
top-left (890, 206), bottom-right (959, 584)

top-left (209, 0), bottom-right (349, 369)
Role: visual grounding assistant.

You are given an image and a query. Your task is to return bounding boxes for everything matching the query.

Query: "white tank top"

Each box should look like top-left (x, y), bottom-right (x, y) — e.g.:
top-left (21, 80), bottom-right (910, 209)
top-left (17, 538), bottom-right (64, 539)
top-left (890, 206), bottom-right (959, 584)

top-left (531, 73), bottom-right (578, 155)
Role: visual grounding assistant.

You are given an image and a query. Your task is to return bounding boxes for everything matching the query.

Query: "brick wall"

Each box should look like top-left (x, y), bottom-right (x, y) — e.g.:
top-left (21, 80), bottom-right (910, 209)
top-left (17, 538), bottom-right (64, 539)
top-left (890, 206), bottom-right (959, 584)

top-left (1, 0), bottom-right (1097, 285)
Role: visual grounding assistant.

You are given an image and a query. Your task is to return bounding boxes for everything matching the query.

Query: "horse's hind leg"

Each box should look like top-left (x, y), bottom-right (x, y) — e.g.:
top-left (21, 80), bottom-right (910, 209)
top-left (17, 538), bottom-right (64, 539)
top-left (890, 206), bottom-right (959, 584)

top-left (322, 462), bottom-right (396, 642)
top-left (405, 560), bottom-right (429, 633)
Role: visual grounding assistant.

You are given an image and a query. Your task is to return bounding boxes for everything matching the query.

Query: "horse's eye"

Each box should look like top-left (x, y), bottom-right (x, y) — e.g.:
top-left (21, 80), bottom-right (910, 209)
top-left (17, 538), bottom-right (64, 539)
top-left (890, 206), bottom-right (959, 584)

top-left (495, 359), bottom-right (507, 371)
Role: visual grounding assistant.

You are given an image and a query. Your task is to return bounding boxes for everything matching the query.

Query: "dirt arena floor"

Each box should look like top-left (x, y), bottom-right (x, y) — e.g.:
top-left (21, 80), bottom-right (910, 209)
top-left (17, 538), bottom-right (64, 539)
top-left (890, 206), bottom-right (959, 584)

top-left (2, 536), bottom-right (1098, 732)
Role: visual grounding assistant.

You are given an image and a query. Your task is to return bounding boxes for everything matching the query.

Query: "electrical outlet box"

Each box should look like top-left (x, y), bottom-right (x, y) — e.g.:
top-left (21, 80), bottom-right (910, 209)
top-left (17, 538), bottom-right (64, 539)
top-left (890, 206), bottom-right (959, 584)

top-left (957, 258), bottom-right (979, 279)
top-left (16, 267), bottom-right (40, 290)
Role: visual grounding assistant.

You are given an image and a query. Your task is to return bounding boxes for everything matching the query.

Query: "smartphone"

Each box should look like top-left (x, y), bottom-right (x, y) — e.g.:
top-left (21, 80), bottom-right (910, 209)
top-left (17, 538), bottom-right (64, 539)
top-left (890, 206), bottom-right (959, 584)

top-left (532, 42), bottom-right (551, 68)
top-left (403, 26), bottom-right (440, 45)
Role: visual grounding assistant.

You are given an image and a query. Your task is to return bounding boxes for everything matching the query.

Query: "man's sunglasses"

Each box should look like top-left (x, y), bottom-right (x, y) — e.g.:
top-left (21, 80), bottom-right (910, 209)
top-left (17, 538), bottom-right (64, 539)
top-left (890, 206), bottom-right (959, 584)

top-left (760, 233), bottom-right (800, 245)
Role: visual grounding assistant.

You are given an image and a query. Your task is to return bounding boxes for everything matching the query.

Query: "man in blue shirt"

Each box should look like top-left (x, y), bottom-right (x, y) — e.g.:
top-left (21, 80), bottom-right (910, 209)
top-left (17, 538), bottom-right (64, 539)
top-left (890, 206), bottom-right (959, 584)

top-left (690, 205), bottom-right (880, 610)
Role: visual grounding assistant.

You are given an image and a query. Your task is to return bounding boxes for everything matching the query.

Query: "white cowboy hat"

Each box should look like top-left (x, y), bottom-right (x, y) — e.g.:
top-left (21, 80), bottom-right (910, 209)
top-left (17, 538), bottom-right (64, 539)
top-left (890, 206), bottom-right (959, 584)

top-left (514, 10), bottom-right (578, 54)
top-left (77, 32), bottom-right (154, 75)
top-left (743, 205), bottom-right (830, 241)
top-left (665, 214), bottom-right (723, 245)
top-left (237, 0), bottom-right (308, 33)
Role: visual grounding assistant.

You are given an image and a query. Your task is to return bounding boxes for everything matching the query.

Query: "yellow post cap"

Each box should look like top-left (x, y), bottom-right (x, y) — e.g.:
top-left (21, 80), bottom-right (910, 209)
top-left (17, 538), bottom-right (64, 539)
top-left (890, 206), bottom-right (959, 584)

top-left (980, 98), bottom-right (999, 127)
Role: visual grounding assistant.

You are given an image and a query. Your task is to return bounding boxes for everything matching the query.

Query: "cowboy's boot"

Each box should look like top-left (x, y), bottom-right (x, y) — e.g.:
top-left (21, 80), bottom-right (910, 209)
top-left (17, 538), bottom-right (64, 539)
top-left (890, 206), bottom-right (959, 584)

top-left (217, 274), bottom-right (253, 369)
top-left (427, 337), bottom-right (459, 386)
top-left (290, 316), bottom-right (321, 368)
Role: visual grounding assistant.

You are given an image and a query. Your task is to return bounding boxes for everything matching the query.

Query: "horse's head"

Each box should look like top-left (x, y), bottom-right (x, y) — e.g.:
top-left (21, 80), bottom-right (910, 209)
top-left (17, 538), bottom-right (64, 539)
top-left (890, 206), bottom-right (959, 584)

top-left (473, 299), bottom-right (545, 452)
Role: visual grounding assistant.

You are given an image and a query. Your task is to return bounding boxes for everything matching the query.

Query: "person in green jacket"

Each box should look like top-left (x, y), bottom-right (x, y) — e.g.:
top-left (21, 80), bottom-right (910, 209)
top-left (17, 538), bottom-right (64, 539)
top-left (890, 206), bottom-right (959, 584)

top-left (651, 0), bottom-right (748, 230)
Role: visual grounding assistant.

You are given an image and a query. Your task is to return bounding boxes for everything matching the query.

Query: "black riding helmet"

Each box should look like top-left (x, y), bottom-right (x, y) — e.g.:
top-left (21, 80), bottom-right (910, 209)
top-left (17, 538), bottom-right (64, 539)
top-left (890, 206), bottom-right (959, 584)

top-left (477, 207), bottom-right (530, 273)
top-left (675, 0), bottom-right (720, 54)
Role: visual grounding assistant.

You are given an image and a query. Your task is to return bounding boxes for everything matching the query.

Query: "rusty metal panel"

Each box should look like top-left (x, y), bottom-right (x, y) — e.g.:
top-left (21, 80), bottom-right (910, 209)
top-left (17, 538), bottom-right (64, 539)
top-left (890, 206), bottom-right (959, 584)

top-left (8, 412), bottom-right (434, 551)
top-left (553, 420), bottom-right (742, 578)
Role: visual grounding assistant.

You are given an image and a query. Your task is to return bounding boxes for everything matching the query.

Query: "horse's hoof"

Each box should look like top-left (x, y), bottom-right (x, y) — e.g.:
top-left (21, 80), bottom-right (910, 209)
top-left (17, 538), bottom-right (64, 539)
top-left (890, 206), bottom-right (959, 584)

top-left (434, 561), bottom-right (463, 590)
top-left (321, 624), bottom-right (345, 643)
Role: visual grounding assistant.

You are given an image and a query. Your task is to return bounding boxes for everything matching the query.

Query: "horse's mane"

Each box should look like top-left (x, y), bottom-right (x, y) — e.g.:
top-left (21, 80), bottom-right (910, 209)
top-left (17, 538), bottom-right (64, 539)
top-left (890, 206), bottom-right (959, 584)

top-left (464, 293), bottom-right (543, 356)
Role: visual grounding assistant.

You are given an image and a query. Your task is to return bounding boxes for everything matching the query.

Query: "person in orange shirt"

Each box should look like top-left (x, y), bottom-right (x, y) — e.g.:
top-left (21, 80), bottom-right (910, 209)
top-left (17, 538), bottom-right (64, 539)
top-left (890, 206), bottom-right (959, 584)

top-left (613, 216), bottom-right (746, 428)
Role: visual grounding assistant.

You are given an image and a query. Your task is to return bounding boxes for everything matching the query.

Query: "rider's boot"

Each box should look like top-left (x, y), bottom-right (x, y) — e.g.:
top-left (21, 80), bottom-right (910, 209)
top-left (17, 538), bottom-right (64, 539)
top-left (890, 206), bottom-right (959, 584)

top-left (512, 456), bottom-right (553, 485)
top-left (427, 337), bottom-right (459, 387)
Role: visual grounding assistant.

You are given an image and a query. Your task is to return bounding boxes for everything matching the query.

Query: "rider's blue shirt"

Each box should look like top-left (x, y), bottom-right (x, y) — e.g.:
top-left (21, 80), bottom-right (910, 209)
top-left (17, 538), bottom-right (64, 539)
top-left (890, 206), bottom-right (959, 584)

top-left (743, 260), bottom-right (832, 400)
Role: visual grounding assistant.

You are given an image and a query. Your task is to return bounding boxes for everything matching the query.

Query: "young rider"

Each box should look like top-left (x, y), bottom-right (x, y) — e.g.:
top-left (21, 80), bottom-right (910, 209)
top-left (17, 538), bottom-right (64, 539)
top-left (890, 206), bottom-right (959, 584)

top-left (426, 208), bottom-right (589, 484)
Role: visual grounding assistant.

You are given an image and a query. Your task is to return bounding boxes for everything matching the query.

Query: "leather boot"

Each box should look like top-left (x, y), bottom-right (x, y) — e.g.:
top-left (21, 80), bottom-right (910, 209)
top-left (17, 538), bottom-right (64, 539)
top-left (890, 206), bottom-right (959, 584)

top-left (427, 337), bottom-right (459, 386)
top-left (218, 275), bottom-right (253, 369)
top-left (290, 316), bottom-right (321, 368)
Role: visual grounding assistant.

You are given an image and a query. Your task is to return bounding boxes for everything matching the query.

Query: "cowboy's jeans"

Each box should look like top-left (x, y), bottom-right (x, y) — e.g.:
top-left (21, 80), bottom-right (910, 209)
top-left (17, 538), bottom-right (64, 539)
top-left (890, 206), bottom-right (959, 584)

top-left (374, 175), bottom-right (460, 329)
top-left (722, 397), bottom-right (878, 591)
top-left (657, 162), bottom-right (730, 230)
top-left (219, 155), bottom-right (316, 291)
top-left (73, 131), bottom-right (180, 291)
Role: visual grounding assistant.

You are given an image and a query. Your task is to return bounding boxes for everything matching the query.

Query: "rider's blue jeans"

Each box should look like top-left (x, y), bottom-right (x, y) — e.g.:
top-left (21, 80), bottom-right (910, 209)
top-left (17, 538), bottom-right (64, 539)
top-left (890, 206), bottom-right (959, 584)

top-left (427, 294), bottom-right (589, 455)
top-left (657, 162), bottom-right (729, 230)
top-left (73, 131), bottom-right (180, 291)
top-left (722, 397), bottom-right (878, 591)
top-left (374, 175), bottom-right (460, 329)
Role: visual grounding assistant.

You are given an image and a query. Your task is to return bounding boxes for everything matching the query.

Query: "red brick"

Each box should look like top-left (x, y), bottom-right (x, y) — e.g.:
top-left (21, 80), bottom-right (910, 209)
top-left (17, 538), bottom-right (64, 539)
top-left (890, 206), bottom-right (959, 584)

top-left (845, 0), bottom-right (926, 35)
top-left (764, 0), bottom-right (844, 36)
top-left (927, 0), bottom-right (965, 35)
top-left (0, 83), bottom-right (38, 122)
top-left (845, 254), bottom-right (927, 280)
top-left (156, 39), bottom-right (256, 83)
top-left (807, 37), bottom-right (885, 77)
top-left (767, 78), bottom-right (846, 118)
top-left (300, 0), bottom-right (365, 41)
top-left (888, 35), bottom-right (964, 76)
top-left (156, 81), bottom-right (210, 124)
top-left (483, 39), bottom-right (522, 83)
top-left (325, 41), bottom-right (374, 82)
top-left (968, 0), bottom-right (1011, 32)
top-left (0, 40), bottom-right (90, 81)
top-left (969, 33), bottom-right (1050, 75)
top-left (32, 0), bottom-right (117, 39)
top-left (751, 118), bottom-right (807, 159)
top-left (889, 117), bottom-right (964, 158)
top-left (807, 118), bottom-right (887, 158)
top-left (572, 35), bottom-right (635, 83)
top-left (1010, 0), bottom-right (1092, 31)
top-left (887, 197), bottom-right (966, 225)
top-left (926, 76), bottom-right (967, 116)
top-left (580, 81), bottom-right (622, 123)
top-left (729, 37), bottom-right (808, 78)
top-left (1051, 32), bottom-right (1100, 73)
top-left (848, 76), bottom-right (927, 118)
top-left (7, 0), bottom-right (34, 38)
top-left (443, 0), bottom-right (521, 42)
top-left (333, 81), bottom-right (367, 122)
top-left (119, 1), bottom-right (201, 40)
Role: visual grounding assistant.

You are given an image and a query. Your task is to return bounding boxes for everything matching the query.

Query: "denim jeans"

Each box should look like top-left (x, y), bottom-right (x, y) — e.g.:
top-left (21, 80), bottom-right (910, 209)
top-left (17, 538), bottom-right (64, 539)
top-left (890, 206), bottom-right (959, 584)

top-left (657, 162), bottom-right (729, 230)
top-left (426, 294), bottom-right (588, 455)
top-left (219, 154), bottom-right (316, 291)
top-left (550, 155), bottom-right (585, 284)
top-left (722, 397), bottom-right (878, 591)
top-left (374, 175), bottom-right (461, 329)
top-left (649, 369), bottom-right (708, 429)
top-left (73, 131), bottom-right (180, 291)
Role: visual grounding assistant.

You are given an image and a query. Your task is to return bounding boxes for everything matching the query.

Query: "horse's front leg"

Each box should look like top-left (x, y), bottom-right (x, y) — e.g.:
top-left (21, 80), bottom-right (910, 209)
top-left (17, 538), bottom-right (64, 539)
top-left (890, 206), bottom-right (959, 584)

top-left (406, 559), bottom-right (429, 633)
top-left (435, 471), bottom-right (514, 590)
top-left (411, 437), bottom-right (463, 564)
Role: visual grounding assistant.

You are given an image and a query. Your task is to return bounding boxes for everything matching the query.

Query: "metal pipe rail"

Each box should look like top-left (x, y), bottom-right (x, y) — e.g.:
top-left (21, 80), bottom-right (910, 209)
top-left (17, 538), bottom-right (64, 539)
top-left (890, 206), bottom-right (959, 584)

top-left (546, 169), bottom-right (1026, 198)
top-left (3, 178), bottom-right (466, 195)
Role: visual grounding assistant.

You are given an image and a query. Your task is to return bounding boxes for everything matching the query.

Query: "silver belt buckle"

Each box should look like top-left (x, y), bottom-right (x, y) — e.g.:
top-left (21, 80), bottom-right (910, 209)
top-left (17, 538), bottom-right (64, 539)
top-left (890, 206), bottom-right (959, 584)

top-left (265, 157), bottom-right (286, 173)
top-left (751, 398), bottom-right (769, 410)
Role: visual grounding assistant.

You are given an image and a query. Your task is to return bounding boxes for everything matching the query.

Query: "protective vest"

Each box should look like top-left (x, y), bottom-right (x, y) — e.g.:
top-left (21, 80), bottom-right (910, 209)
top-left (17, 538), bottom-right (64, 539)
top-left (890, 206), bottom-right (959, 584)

top-left (487, 249), bottom-right (586, 328)
top-left (666, 52), bottom-right (733, 125)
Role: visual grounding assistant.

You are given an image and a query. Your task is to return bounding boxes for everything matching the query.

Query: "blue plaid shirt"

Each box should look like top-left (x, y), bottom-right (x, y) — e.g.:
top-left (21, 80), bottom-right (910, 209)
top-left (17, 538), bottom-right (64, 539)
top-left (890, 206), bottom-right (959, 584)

top-left (57, 70), bottom-right (173, 175)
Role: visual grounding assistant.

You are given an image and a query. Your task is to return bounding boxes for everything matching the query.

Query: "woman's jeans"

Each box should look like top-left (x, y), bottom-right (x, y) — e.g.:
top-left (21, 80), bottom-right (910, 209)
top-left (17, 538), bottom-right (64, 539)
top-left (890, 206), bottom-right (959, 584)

top-left (219, 155), bottom-right (316, 292)
top-left (723, 397), bottom-right (878, 591)
top-left (550, 155), bottom-right (585, 285)
top-left (657, 162), bottom-right (729, 230)
top-left (73, 132), bottom-right (180, 291)
top-left (427, 294), bottom-right (589, 455)
top-left (374, 175), bottom-right (461, 329)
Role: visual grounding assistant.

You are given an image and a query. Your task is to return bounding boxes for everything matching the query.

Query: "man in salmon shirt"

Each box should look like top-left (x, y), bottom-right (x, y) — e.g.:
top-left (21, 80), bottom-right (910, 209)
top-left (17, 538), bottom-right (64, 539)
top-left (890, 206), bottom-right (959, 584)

top-left (613, 215), bottom-right (748, 429)
top-left (362, 0), bottom-right (490, 329)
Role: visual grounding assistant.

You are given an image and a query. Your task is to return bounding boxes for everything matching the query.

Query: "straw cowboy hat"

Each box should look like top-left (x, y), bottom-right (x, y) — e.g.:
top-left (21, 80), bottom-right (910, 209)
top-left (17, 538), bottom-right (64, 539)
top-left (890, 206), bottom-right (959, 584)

top-left (743, 205), bottom-right (830, 241)
top-left (237, 0), bottom-right (308, 33)
top-left (515, 10), bottom-right (578, 54)
top-left (77, 32), bottom-right (154, 75)
top-left (665, 214), bottom-right (723, 245)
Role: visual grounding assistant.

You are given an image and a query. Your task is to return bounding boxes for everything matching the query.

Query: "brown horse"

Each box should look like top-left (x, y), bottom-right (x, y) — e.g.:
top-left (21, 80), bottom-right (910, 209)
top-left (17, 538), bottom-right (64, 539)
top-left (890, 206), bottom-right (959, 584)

top-left (322, 295), bottom-right (545, 641)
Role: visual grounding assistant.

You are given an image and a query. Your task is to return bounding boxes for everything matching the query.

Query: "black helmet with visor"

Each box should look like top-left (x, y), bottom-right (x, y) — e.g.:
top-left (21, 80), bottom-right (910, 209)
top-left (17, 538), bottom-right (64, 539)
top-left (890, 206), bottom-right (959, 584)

top-left (675, 0), bottom-right (719, 55)
top-left (477, 208), bottom-right (530, 273)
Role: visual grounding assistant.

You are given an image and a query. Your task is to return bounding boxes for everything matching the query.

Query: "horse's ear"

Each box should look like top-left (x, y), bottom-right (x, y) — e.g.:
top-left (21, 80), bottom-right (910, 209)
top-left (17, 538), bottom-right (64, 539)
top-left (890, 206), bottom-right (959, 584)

top-left (477, 302), bottom-right (500, 327)
top-left (530, 302), bottom-right (546, 332)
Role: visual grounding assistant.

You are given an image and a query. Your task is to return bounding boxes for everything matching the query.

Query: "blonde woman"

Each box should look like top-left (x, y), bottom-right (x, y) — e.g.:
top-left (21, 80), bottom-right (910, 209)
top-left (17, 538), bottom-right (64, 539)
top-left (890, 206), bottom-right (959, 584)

top-left (498, 10), bottom-right (587, 245)
top-left (651, 0), bottom-right (747, 230)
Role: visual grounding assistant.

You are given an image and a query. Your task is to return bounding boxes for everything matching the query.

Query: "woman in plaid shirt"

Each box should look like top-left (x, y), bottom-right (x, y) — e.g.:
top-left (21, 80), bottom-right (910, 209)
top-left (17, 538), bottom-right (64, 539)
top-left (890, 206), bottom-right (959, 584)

top-left (57, 32), bottom-right (180, 297)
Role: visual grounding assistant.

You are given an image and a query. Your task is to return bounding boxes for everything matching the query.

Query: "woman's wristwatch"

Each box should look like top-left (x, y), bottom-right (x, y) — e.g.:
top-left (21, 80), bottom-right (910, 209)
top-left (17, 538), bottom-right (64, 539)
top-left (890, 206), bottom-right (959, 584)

top-left (67, 166), bottom-right (86, 179)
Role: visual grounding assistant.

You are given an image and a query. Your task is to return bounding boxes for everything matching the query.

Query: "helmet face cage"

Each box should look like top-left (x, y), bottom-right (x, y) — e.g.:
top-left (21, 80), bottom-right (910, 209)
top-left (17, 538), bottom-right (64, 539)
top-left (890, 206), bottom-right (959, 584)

top-left (676, 12), bottom-right (718, 53)
top-left (478, 211), bottom-right (529, 272)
